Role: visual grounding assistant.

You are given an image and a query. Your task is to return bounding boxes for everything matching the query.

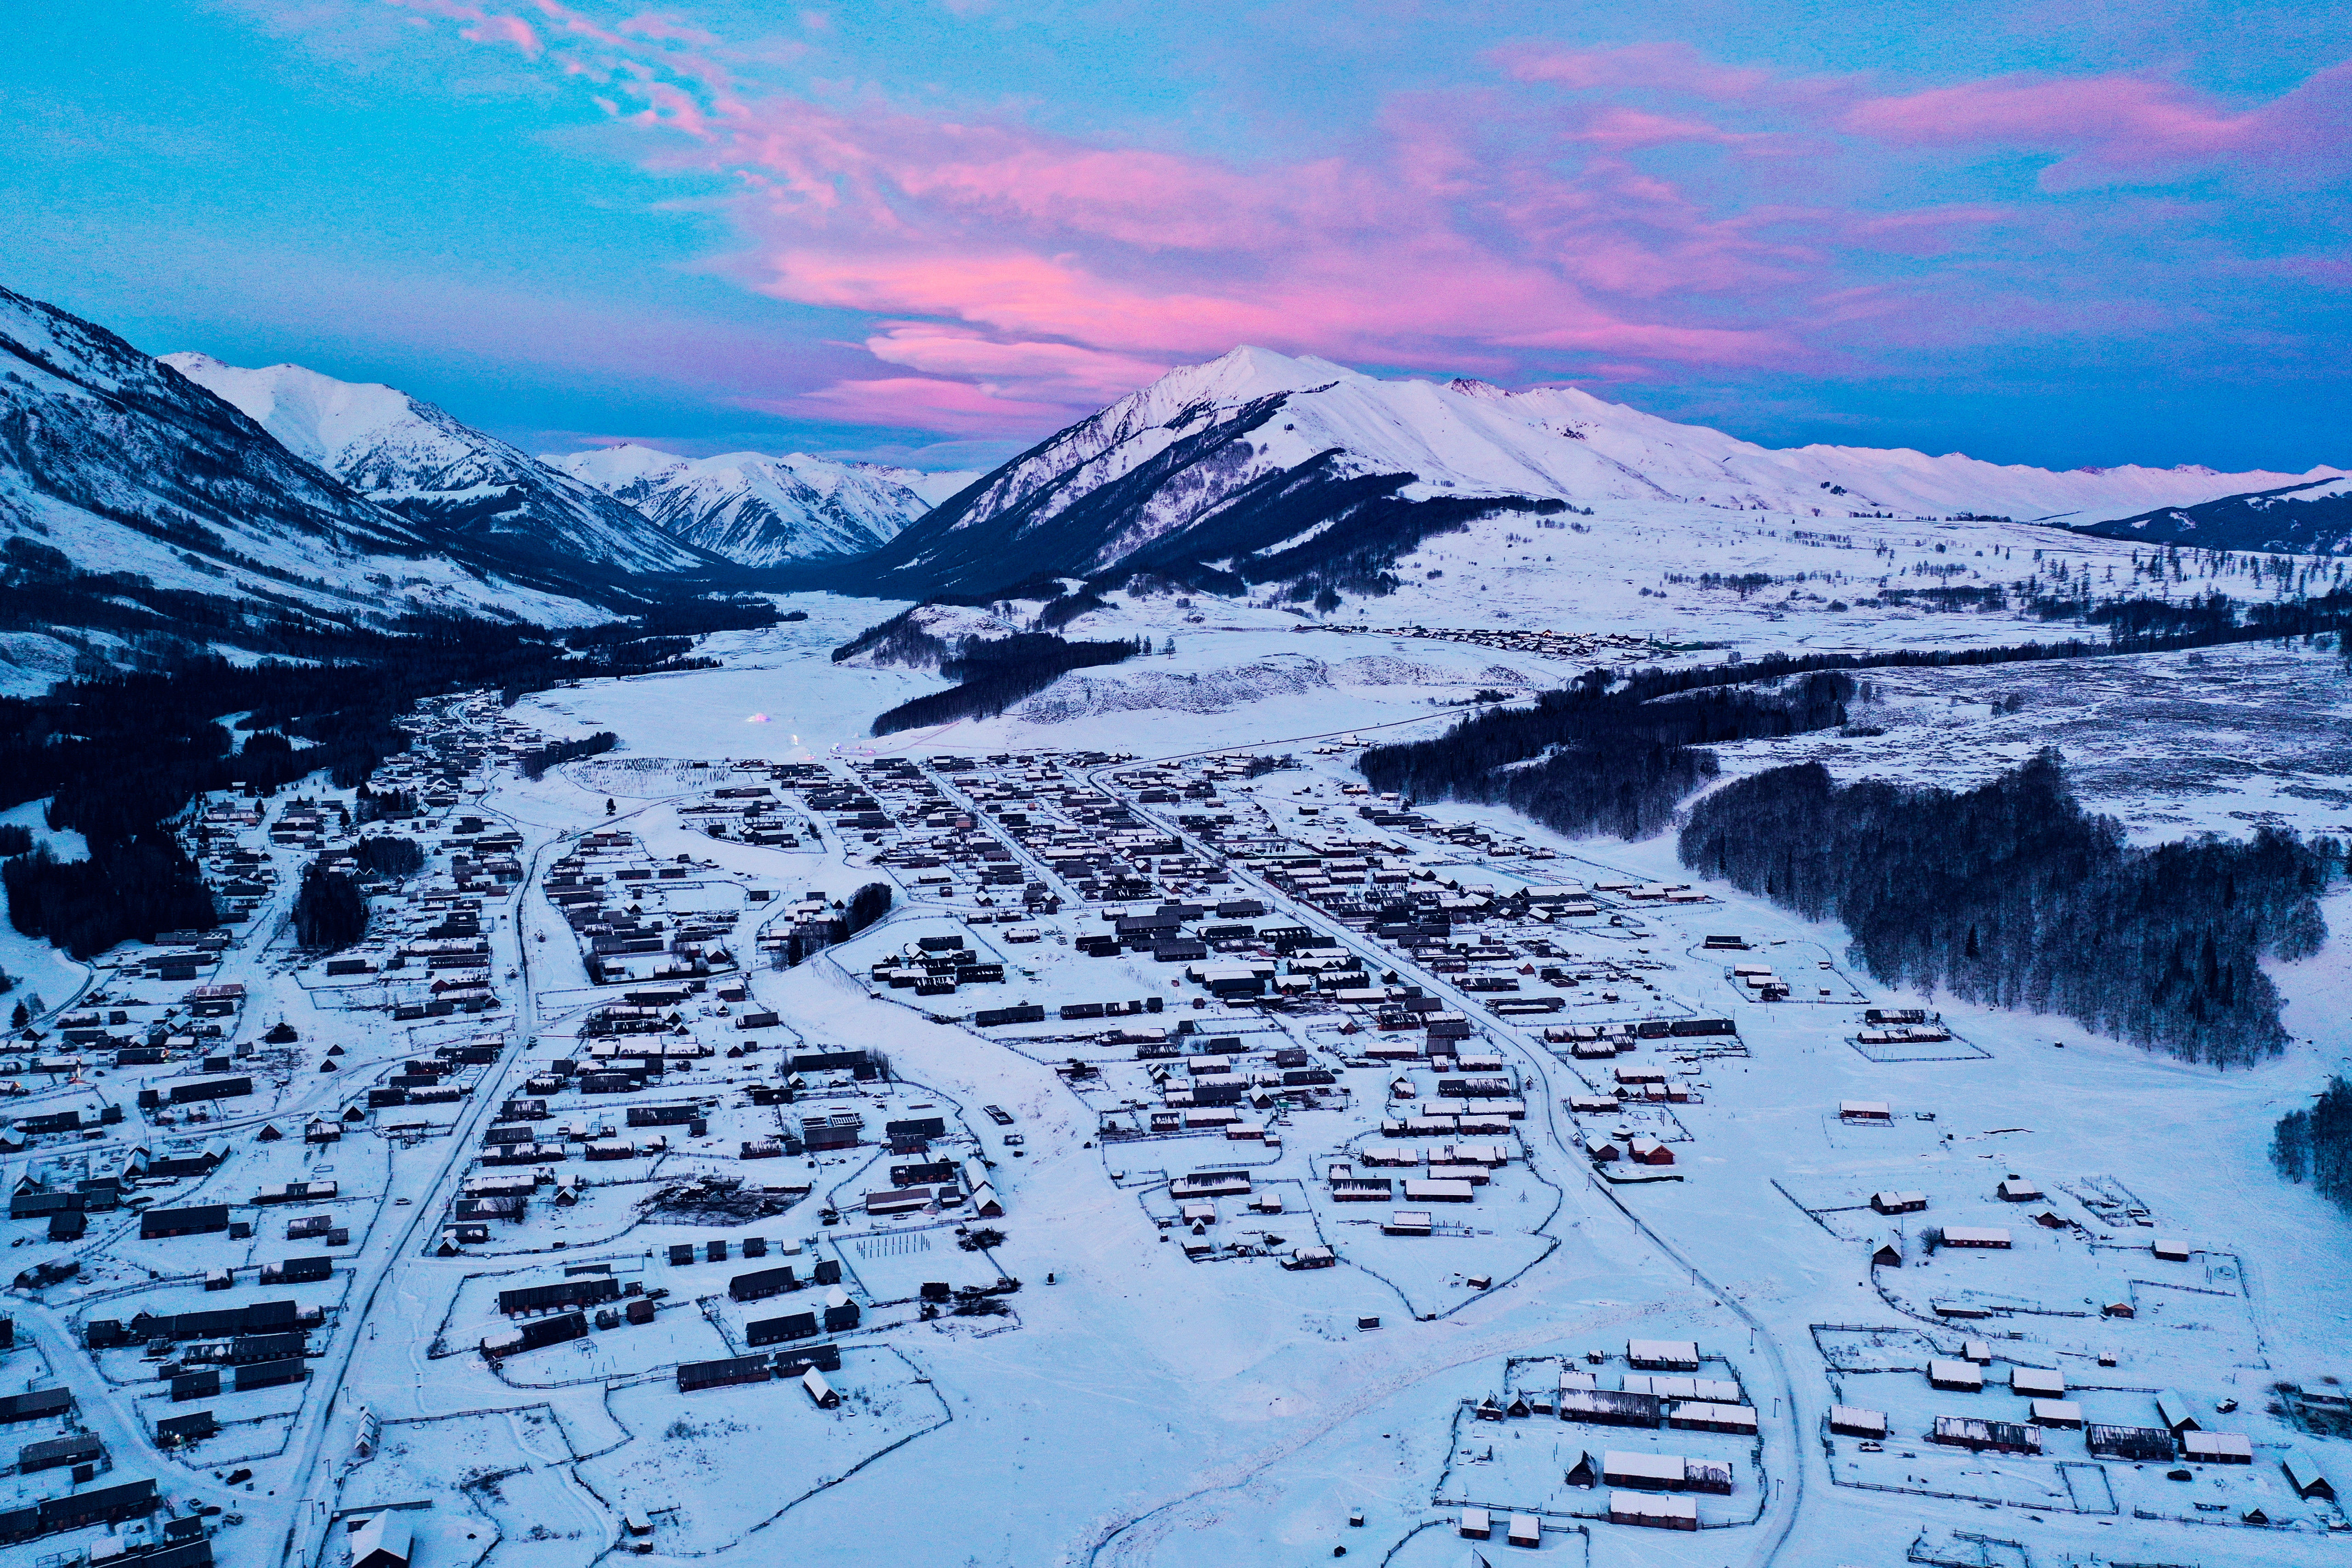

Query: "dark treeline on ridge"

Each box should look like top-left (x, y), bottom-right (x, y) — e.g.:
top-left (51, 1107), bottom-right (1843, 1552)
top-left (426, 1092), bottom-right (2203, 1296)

top-left (1361, 585), bottom-right (2352, 840)
top-left (871, 634), bottom-right (1145, 736)
top-left (1678, 753), bottom-right (2337, 1066)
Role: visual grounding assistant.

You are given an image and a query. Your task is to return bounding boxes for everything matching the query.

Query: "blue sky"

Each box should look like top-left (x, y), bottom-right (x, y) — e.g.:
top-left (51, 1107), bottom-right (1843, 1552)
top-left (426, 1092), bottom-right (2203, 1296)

top-left (4, 0), bottom-right (2346, 473)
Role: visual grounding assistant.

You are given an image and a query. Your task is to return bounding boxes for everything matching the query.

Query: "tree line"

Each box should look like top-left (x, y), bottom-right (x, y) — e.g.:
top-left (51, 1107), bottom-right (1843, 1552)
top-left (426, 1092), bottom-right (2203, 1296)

top-left (1361, 670), bottom-right (1855, 838)
top-left (292, 860), bottom-right (368, 950)
top-left (2272, 1077), bottom-right (2352, 1213)
top-left (871, 634), bottom-right (1146, 736)
top-left (520, 732), bottom-right (619, 780)
top-left (0, 604), bottom-right (754, 963)
top-left (3, 838), bottom-right (216, 959)
top-left (1677, 752), bottom-right (2337, 1066)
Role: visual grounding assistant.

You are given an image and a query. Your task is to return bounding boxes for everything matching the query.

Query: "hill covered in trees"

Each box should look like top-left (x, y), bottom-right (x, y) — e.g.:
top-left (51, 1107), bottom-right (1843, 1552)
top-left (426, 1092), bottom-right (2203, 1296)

top-left (1677, 752), bottom-right (2338, 1065)
top-left (871, 634), bottom-right (1145, 736)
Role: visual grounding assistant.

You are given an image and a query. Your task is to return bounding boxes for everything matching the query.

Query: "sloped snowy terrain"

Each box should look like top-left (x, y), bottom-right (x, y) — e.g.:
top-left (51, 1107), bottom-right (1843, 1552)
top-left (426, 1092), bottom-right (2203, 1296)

top-left (549, 443), bottom-right (976, 566)
top-left (163, 355), bottom-right (720, 577)
top-left (2077, 474), bottom-right (2352, 555)
top-left (0, 284), bottom-right (597, 635)
top-left (854, 346), bottom-right (2343, 598)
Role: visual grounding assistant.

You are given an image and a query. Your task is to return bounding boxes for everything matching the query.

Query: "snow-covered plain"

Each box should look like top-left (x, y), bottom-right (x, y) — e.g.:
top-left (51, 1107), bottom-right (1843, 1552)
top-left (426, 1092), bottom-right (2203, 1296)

top-left (4, 580), bottom-right (2350, 1568)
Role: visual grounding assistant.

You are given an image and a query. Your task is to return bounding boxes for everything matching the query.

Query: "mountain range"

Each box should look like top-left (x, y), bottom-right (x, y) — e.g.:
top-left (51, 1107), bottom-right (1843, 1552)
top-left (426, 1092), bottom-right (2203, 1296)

top-left (3, 281), bottom-right (2345, 681)
top-left (548, 444), bottom-right (974, 567)
top-left (161, 354), bottom-right (722, 577)
top-left (2073, 475), bottom-right (2352, 555)
top-left (847, 346), bottom-right (2344, 600)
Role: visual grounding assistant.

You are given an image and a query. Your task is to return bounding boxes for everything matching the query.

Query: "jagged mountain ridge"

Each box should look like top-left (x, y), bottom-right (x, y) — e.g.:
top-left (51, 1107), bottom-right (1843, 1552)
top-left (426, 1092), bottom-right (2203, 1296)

top-left (548, 444), bottom-right (976, 567)
top-left (162, 354), bottom-right (722, 578)
top-left (2072, 475), bottom-right (2352, 555)
top-left (0, 283), bottom-right (613, 641)
top-left (848, 346), bottom-right (2344, 599)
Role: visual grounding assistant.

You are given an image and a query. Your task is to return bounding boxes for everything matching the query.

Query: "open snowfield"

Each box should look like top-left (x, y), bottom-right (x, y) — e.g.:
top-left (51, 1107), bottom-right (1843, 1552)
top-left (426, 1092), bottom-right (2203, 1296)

top-left (4, 587), bottom-right (2349, 1568)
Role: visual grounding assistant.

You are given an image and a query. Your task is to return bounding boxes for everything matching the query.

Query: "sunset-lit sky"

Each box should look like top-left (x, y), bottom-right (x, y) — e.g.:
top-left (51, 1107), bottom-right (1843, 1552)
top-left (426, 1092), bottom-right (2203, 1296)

top-left (7, 1), bottom-right (2346, 470)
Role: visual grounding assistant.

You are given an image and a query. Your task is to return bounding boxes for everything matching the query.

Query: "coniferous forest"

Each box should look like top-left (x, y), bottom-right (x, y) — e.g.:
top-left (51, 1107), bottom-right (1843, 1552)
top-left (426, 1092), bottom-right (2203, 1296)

top-left (1360, 669), bottom-right (1855, 838)
top-left (520, 732), bottom-right (618, 780)
top-left (292, 860), bottom-right (368, 950)
top-left (0, 607), bottom-right (768, 962)
top-left (2, 838), bottom-right (216, 959)
top-left (871, 634), bottom-right (1145, 736)
top-left (2272, 1076), bottom-right (2352, 1212)
top-left (844, 882), bottom-right (893, 935)
top-left (1677, 752), bottom-right (2338, 1065)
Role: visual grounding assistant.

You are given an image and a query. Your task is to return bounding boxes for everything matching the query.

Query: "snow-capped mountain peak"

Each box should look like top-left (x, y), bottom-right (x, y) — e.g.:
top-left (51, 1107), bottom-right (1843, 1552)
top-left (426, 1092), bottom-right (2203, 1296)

top-left (162, 353), bottom-right (717, 576)
top-left (157, 353), bottom-right (416, 472)
top-left (546, 445), bottom-right (977, 568)
top-left (848, 347), bottom-right (2346, 599)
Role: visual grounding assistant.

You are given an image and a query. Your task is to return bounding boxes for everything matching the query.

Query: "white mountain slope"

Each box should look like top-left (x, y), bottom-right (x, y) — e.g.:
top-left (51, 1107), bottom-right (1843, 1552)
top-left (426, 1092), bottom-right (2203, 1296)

top-left (855, 345), bottom-right (2344, 598)
top-left (162, 354), bottom-right (718, 576)
top-left (0, 283), bottom-right (594, 640)
top-left (548, 444), bottom-right (978, 567)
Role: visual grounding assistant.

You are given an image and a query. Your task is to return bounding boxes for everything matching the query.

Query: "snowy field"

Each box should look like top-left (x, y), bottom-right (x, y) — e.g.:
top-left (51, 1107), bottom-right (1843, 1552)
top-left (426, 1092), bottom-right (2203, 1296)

top-left (4, 585), bottom-right (2350, 1568)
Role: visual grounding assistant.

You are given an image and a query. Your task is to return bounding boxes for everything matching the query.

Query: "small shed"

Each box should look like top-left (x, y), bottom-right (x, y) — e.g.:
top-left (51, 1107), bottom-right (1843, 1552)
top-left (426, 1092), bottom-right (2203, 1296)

top-left (1505, 1513), bottom-right (1539, 1549)
top-left (2011, 1366), bottom-right (2065, 1399)
top-left (2182, 1431), bottom-right (2252, 1464)
top-left (802, 1367), bottom-right (840, 1408)
top-left (1928, 1359), bottom-right (1983, 1393)
top-left (1829, 1406), bottom-right (1887, 1439)
top-left (350, 1511), bottom-right (412, 1568)
top-left (2283, 1451), bottom-right (2335, 1500)
top-left (1458, 1506), bottom-right (1491, 1540)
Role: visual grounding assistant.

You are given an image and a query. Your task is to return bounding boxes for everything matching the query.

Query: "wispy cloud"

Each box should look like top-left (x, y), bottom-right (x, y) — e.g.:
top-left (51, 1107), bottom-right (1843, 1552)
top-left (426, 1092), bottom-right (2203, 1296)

top-left (365, 3), bottom-right (2352, 441)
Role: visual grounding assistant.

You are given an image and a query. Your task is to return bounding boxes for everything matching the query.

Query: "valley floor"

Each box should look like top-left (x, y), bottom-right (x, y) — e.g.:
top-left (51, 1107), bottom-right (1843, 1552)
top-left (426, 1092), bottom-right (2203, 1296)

top-left (2, 590), bottom-right (2348, 1568)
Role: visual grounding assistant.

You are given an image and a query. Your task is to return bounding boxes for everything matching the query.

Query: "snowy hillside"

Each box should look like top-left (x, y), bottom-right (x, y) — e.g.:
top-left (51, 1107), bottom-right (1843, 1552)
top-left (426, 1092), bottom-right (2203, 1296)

top-left (549, 444), bottom-right (977, 566)
top-left (853, 345), bottom-right (2343, 599)
top-left (2075, 474), bottom-right (2352, 555)
top-left (163, 354), bottom-right (720, 577)
top-left (0, 283), bottom-right (597, 651)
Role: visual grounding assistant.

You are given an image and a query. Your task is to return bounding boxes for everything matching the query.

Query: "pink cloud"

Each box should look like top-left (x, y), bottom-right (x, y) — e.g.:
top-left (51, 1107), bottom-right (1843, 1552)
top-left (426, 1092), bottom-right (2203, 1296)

top-left (389, 0), bottom-right (543, 56)
top-left (1565, 106), bottom-right (1769, 151)
top-left (1844, 62), bottom-right (2352, 189)
top-left (1504, 41), bottom-right (1779, 103)
top-left (376, 7), bottom-right (2350, 439)
top-left (861, 325), bottom-right (1170, 402)
top-left (779, 375), bottom-right (1079, 435)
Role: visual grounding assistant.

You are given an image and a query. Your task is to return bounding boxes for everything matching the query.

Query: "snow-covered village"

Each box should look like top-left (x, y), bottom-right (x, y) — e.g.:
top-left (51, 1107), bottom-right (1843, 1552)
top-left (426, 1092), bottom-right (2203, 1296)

top-left (2, 6), bottom-right (2349, 1568)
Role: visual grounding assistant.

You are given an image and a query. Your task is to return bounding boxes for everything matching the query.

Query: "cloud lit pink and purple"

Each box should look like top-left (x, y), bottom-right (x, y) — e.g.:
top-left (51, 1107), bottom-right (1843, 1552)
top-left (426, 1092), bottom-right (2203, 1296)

top-left (3, 0), bottom-right (2346, 470)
